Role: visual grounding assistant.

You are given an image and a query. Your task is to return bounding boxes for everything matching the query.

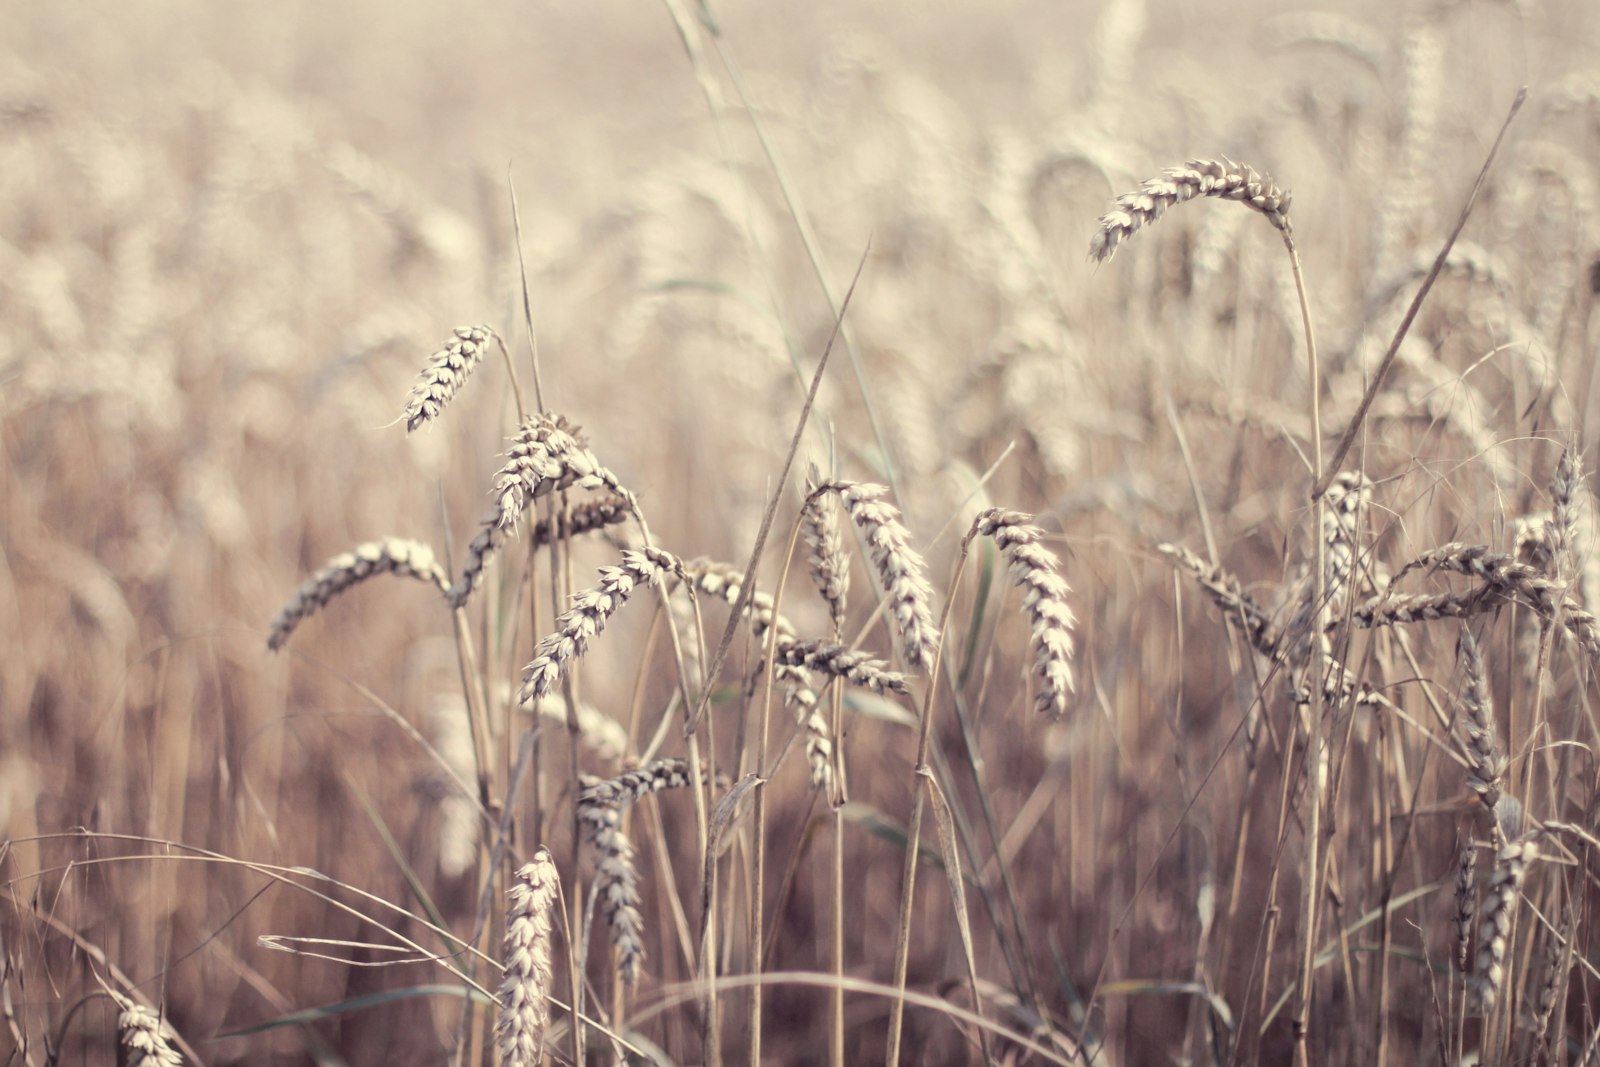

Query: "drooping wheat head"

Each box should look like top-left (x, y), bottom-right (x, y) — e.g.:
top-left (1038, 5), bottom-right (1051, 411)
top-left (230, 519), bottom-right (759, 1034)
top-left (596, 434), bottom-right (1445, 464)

top-left (1456, 629), bottom-right (1507, 813)
top-left (112, 992), bottom-right (183, 1067)
top-left (821, 481), bottom-right (940, 672)
top-left (1471, 830), bottom-right (1541, 1013)
top-left (517, 548), bottom-right (683, 706)
top-left (267, 538), bottom-right (449, 651)
top-left (969, 508), bottom-right (1077, 718)
top-left (1089, 158), bottom-right (1292, 262)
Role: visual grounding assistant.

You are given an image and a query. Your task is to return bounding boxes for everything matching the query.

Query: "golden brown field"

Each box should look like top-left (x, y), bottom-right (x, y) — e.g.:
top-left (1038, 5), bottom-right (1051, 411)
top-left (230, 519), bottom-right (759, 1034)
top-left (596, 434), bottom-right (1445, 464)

top-left (6, 0), bottom-right (1600, 1063)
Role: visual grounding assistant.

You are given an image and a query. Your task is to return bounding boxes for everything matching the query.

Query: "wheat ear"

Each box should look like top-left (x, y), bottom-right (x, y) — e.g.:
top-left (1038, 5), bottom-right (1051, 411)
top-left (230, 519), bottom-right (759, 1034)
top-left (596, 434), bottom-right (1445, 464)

top-left (517, 548), bottom-right (682, 706)
top-left (1089, 157), bottom-right (1291, 262)
top-left (1471, 831), bottom-right (1541, 1013)
top-left (267, 538), bottom-right (449, 650)
top-left (577, 759), bottom-right (694, 984)
top-left (1456, 629), bottom-right (1507, 812)
top-left (403, 325), bottom-right (500, 432)
top-left (449, 415), bottom-right (638, 608)
top-left (1453, 837), bottom-right (1478, 975)
top-left (803, 463), bottom-right (850, 631)
top-left (1158, 543), bottom-right (1274, 653)
top-left (495, 847), bottom-right (559, 1067)
top-left (112, 992), bottom-right (183, 1066)
top-left (772, 638), bottom-right (911, 697)
top-left (819, 481), bottom-right (940, 672)
top-left (969, 508), bottom-right (1076, 718)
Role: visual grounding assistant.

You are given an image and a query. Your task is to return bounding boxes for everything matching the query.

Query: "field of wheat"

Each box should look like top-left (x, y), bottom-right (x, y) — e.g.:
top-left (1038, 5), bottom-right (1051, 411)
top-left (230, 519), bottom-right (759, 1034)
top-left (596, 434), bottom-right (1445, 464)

top-left (6, 0), bottom-right (1600, 1064)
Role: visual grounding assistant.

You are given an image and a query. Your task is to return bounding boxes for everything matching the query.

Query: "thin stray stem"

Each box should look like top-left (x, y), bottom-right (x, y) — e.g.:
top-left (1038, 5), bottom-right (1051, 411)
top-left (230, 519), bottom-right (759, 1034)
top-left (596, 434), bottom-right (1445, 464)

top-left (1313, 87), bottom-right (1526, 500)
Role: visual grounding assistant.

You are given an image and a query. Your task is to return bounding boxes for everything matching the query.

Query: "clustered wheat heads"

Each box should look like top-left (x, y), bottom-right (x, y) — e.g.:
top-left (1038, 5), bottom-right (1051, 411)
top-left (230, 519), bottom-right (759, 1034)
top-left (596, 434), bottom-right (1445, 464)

top-left (450, 415), bottom-right (638, 608)
top-left (403, 325), bottom-right (501, 432)
top-left (496, 847), bottom-right (559, 1067)
top-left (968, 508), bottom-right (1077, 718)
top-left (1089, 157), bottom-right (1292, 262)
top-left (814, 481), bottom-right (940, 672)
top-left (267, 538), bottom-right (449, 651)
top-left (111, 992), bottom-right (183, 1067)
top-left (518, 547), bottom-right (684, 706)
top-left (576, 759), bottom-right (694, 984)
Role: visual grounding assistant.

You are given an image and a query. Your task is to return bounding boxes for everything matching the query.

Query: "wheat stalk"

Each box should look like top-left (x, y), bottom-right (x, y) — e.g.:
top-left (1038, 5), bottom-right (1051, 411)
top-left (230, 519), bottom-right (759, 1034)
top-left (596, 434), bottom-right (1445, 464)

top-left (267, 538), bottom-right (449, 650)
top-left (1089, 157), bottom-right (1291, 262)
top-left (969, 508), bottom-right (1077, 718)
top-left (495, 847), bottom-right (559, 1067)
top-left (403, 325), bottom-right (500, 432)
top-left (517, 548), bottom-right (683, 706)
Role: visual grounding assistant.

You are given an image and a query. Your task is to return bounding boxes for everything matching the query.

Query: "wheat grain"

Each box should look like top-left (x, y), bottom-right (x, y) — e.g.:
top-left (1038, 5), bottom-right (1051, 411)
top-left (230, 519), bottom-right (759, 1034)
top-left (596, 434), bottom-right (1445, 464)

top-left (112, 993), bottom-right (183, 1067)
top-left (577, 759), bottom-right (694, 984)
top-left (970, 508), bottom-right (1076, 718)
top-left (821, 482), bottom-right (940, 672)
top-left (772, 638), bottom-right (911, 697)
top-left (1453, 837), bottom-right (1478, 974)
top-left (517, 548), bottom-right (683, 706)
top-left (402, 325), bottom-right (499, 432)
top-left (682, 558), bottom-right (797, 645)
top-left (803, 464), bottom-right (850, 631)
top-left (1089, 158), bottom-right (1291, 262)
top-left (495, 847), bottom-right (559, 1067)
top-left (267, 538), bottom-right (449, 650)
top-left (1551, 444), bottom-right (1582, 581)
top-left (1471, 830), bottom-right (1541, 1013)
top-left (450, 492), bottom-right (637, 610)
top-left (778, 664), bottom-right (833, 793)
top-left (1158, 543), bottom-right (1273, 653)
top-left (1456, 629), bottom-right (1507, 812)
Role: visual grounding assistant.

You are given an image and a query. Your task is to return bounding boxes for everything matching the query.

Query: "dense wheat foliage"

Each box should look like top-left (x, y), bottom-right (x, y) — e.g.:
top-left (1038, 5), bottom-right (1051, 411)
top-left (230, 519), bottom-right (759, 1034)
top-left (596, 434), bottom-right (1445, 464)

top-left (7, 0), bottom-right (1600, 1063)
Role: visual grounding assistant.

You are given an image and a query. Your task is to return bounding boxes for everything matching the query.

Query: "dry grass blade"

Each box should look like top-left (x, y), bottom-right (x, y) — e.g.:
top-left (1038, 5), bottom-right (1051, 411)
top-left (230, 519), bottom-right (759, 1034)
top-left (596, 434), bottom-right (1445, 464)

top-left (969, 508), bottom-right (1076, 718)
top-left (1089, 157), bottom-right (1291, 262)
top-left (403, 325), bottom-right (500, 432)
top-left (496, 847), bottom-right (559, 1067)
top-left (517, 548), bottom-right (682, 706)
top-left (267, 538), bottom-right (449, 651)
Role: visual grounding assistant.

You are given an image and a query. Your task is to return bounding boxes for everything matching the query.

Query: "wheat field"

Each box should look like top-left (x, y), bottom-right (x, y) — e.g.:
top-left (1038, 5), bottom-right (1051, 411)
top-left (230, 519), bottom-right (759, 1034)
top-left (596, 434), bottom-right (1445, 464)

top-left (5, 0), bottom-right (1600, 1063)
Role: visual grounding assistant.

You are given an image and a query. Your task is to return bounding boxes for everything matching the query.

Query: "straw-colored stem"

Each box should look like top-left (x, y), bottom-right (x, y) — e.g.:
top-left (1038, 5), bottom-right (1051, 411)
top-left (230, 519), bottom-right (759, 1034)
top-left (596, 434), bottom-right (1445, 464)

top-left (885, 548), bottom-right (969, 1065)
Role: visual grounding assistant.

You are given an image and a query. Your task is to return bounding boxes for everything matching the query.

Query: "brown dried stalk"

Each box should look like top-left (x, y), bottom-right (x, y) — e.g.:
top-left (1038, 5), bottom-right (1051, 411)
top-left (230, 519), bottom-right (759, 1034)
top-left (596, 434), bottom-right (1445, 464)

top-left (267, 537), bottom-right (449, 650)
top-left (1089, 157), bottom-right (1291, 262)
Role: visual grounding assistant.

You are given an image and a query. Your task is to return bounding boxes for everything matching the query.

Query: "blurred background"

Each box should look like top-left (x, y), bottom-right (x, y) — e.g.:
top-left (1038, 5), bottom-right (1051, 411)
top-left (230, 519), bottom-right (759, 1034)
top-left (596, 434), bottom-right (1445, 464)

top-left (5, 0), bottom-right (1600, 1063)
